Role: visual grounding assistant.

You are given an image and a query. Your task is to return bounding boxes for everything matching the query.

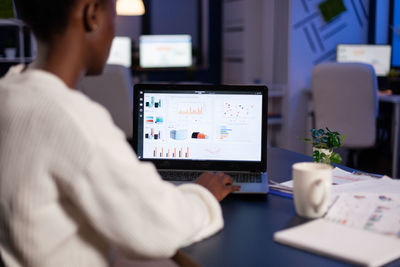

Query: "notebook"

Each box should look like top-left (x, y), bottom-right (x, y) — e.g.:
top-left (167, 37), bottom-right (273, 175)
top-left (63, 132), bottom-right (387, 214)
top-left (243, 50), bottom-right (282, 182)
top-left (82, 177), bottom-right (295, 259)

top-left (274, 219), bottom-right (400, 267)
top-left (133, 84), bottom-right (269, 194)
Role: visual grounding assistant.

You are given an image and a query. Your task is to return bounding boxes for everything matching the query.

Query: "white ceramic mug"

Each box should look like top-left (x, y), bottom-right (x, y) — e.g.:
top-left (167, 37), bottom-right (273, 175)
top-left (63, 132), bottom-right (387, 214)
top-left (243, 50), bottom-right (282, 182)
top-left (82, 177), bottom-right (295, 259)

top-left (292, 162), bottom-right (332, 218)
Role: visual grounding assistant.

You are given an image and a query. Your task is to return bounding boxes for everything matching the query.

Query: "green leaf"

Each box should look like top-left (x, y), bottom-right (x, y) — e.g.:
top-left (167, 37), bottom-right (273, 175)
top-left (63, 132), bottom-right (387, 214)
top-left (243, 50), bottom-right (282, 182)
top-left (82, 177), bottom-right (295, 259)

top-left (330, 152), bottom-right (343, 164)
top-left (312, 150), bottom-right (320, 162)
top-left (301, 128), bottom-right (345, 164)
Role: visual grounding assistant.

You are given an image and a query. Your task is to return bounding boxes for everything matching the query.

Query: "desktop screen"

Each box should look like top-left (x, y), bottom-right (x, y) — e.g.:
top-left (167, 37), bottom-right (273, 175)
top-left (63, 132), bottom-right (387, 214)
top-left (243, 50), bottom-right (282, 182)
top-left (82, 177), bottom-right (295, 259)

top-left (139, 35), bottom-right (192, 68)
top-left (336, 44), bottom-right (392, 77)
top-left (106, 36), bottom-right (132, 68)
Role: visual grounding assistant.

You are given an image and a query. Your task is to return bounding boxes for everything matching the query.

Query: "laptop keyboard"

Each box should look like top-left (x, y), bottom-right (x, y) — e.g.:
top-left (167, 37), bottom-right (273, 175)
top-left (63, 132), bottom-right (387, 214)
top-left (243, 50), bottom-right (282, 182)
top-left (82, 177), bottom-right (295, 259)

top-left (159, 171), bottom-right (262, 183)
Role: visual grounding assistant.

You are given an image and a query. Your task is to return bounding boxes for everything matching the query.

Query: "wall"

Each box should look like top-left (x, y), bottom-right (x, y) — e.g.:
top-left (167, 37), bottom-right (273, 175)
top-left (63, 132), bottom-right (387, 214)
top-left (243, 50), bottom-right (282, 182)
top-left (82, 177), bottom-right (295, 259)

top-left (115, 16), bottom-right (142, 40)
top-left (283, 0), bottom-right (370, 154)
top-left (151, 0), bottom-right (198, 44)
top-left (115, 1), bottom-right (198, 45)
top-left (374, 0), bottom-right (390, 44)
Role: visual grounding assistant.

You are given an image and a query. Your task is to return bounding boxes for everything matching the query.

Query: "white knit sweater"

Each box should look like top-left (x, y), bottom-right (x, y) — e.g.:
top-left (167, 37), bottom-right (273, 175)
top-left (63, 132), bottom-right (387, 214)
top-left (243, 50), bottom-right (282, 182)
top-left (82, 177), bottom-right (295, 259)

top-left (0, 66), bottom-right (223, 267)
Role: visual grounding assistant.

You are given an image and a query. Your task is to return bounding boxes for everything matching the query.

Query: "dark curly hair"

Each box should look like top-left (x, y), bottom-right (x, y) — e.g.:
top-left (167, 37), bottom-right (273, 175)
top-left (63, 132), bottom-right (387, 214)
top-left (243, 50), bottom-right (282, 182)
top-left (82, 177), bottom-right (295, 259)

top-left (14, 0), bottom-right (107, 41)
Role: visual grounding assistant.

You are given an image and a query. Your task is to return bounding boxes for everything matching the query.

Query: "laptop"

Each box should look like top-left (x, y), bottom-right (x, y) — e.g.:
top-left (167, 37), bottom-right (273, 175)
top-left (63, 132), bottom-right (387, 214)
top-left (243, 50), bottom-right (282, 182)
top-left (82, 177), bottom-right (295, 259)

top-left (133, 84), bottom-right (269, 194)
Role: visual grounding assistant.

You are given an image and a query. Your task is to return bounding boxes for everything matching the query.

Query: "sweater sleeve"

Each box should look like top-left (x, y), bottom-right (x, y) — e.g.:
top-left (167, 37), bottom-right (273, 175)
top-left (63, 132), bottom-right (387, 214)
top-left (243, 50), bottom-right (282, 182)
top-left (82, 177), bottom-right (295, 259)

top-left (55, 103), bottom-right (223, 259)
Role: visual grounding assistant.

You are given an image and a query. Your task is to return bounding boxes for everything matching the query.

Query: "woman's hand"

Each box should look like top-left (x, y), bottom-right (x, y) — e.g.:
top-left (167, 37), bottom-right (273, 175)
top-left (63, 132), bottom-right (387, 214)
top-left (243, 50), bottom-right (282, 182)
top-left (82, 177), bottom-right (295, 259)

top-left (195, 172), bottom-right (241, 201)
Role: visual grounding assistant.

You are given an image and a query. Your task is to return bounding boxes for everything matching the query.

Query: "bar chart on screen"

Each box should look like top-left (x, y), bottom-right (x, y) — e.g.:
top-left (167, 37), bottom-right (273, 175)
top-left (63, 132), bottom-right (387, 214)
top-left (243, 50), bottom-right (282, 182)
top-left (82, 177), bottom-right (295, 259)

top-left (145, 96), bottom-right (162, 108)
top-left (144, 128), bottom-right (162, 140)
top-left (220, 126), bottom-right (232, 139)
top-left (150, 146), bottom-right (190, 158)
top-left (178, 103), bottom-right (204, 115)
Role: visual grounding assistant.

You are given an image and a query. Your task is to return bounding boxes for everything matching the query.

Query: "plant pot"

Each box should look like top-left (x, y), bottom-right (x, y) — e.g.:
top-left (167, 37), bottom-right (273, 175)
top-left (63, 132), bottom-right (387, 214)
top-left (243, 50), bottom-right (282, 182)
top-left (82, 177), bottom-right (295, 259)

top-left (312, 147), bottom-right (332, 157)
top-left (312, 147), bottom-right (333, 164)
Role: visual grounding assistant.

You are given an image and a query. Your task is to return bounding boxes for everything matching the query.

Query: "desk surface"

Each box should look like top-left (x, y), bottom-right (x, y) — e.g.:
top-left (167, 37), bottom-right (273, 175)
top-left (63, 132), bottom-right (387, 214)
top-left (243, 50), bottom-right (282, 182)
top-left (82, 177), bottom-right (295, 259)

top-left (183, 147), bottom-right (400, 267)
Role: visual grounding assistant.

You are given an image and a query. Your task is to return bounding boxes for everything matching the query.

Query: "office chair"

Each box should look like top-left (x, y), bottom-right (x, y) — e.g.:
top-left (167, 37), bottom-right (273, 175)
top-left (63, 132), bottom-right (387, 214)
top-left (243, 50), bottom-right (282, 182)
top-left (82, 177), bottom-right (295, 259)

top-left (78, 64), bottom-right (134, 140)
top-left (311, 62), bottom-right (378, 167)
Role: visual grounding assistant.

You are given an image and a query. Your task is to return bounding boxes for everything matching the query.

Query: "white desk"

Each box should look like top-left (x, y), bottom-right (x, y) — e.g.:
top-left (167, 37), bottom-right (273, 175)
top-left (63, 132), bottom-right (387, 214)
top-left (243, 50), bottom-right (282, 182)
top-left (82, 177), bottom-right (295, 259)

top-left (379, 94), bottom-right (400, 178)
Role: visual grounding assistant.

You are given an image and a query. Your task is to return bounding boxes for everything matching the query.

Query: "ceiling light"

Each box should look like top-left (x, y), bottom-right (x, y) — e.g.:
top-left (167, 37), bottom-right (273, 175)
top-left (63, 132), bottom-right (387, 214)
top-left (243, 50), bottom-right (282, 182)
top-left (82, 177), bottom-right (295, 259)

top-left (116, 0), bottom-right (145, 16)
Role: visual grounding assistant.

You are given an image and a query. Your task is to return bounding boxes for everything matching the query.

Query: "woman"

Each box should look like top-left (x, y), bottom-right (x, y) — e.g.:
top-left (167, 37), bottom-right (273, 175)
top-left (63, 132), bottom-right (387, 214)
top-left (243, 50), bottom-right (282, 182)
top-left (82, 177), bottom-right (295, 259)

top-left (0, 0), bottom-right (238, 266)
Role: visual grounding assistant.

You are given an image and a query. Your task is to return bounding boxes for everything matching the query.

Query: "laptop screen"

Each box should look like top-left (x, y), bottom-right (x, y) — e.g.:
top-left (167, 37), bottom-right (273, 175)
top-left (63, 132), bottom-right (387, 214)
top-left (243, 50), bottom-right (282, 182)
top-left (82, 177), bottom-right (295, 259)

top-left (133, 84), bottom-right (268, 171)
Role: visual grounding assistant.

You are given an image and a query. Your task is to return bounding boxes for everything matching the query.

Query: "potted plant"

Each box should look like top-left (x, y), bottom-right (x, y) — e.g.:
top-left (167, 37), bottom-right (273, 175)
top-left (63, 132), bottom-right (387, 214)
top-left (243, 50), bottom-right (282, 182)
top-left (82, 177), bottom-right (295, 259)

top-left (301, 128), bottom-right (346, 164)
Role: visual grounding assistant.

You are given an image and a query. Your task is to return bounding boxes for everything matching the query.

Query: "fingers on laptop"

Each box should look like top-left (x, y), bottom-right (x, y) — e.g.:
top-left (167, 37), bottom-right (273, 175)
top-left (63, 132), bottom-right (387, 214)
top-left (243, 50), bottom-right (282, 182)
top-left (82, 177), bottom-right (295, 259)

top-left (195, 172), bottom-right (240, 201)
top-left (232, 185), bottom-right (241, 192)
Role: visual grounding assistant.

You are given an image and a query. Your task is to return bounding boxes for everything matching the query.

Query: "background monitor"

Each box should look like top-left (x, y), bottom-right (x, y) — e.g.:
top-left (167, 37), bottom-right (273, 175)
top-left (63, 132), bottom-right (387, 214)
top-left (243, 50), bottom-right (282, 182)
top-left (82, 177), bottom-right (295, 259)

top-left (107, 36), bottom-right (132, 68)
top-left (336, 44), bottom-right (392, 77)
top-left (139, 34), bottom-right (192, 69)
top-left (0, 0), bottom-right (16, 18)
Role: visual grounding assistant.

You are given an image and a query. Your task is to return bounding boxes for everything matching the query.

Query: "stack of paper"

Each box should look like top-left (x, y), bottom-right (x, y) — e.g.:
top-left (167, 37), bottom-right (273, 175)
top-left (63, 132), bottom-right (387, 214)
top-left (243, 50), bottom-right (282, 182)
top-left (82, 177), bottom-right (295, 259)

top-left (268, 180), bottom-right (293, 195)
top-left (269, 167), bottom-right (382, 197)
top-left (331, 176), bottom-right (399, 196)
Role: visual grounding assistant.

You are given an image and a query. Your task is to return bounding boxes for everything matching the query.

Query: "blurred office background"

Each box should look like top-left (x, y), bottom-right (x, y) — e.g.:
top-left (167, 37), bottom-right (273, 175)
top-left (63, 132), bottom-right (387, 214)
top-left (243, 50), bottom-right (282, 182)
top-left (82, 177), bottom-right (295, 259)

top-left (1, 0), bottom-right (399, 176)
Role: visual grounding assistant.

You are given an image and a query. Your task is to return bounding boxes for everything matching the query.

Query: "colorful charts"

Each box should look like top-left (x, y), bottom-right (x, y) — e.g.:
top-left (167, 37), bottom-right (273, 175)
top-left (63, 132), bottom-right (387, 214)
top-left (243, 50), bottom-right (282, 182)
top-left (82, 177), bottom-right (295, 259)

top-left (145, 116), bottom-right (163, 124)
top-left (145, 128), bottom-right (161, 140)
top-left (146, 97), bottom-right (162, 108)
top-left (178, 103), bottom-right (204, 115)
top-left (223, 102), bottom-right (255, 122)
top-left (170, 129), bottom-right (188, 140)
top-left (142, 93), bottom-right (262, 161)
top-left (152, 146), bottom-right (190, 158)
top-left (191, 132), bottom-right (208, 139)
top-left (220, 126), bottom-right (232, 139)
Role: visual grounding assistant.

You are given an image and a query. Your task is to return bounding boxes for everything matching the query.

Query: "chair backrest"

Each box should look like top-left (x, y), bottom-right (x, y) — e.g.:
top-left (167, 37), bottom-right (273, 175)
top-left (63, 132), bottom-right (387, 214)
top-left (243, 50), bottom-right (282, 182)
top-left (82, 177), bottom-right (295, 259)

top-left (78, 64), bottom-right (133, 139)
top-left (312, 62), bottom-right (378, 148)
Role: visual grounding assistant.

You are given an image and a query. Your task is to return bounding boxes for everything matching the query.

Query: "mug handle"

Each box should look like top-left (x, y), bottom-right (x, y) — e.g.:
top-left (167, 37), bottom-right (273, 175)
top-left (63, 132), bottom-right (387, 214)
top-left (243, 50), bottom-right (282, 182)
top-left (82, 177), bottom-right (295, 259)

top-left (308, 179), bottom-right (327, 213)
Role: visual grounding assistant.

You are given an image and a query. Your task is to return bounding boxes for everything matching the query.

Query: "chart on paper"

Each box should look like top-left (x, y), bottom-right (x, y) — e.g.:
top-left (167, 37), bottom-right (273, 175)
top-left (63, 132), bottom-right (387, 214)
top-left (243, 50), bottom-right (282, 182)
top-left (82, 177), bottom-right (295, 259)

top-left (325, 193), bottom-right (400, 238)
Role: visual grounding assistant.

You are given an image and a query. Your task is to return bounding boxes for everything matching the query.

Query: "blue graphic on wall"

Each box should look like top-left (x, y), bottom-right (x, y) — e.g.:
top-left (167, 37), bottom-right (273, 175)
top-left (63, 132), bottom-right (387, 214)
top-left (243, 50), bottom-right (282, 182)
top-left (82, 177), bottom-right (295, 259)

top-left (292, 0), bottom-right (369, 65)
